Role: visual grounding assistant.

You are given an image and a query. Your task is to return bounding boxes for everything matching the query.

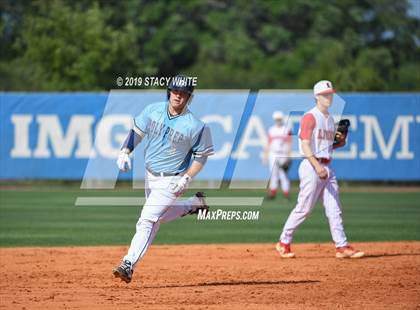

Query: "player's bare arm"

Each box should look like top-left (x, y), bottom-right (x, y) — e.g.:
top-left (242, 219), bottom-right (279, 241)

top-left (301, 139), bottom-right (328, 179)
top-left (186, 159), bottom-right (206, 178)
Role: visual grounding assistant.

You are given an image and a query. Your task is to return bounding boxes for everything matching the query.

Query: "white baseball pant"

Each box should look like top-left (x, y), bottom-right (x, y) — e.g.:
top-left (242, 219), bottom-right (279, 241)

top-left (123, 171), bottom-right (202, 266)
top-left (269, 153), bottom-right (290, 194)
top-left (279, 159), bottom-right (348, 247)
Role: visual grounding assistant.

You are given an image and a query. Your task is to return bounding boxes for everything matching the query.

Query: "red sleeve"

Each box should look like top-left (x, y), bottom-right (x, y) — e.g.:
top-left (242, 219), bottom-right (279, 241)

top-left (299, 113), bottom-right (316, 140)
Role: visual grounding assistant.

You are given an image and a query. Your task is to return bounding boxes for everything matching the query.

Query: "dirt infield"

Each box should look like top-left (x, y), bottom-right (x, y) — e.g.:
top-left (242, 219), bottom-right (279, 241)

top-left (1, 242), bottom-right (419, 310)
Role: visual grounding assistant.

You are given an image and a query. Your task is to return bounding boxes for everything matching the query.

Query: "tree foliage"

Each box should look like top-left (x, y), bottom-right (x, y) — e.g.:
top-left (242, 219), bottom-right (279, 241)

top-left (0, 0), bottom-right (418, 90)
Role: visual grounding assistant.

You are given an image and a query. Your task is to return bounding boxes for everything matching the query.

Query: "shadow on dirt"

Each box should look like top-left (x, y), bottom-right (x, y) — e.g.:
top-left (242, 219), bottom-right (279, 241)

top-left (362, 253), bottom-right (420, 259)
top-left (297, 253), bottom-right (420, 260)
top-left (143, 279), bottom-right (320, 289)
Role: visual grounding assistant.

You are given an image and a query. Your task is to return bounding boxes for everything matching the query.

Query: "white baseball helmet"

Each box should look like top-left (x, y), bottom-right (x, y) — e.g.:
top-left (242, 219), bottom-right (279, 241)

top-left (272, 111), bottom-right (284, 120)
top-left (313, 80), bottom-right (336, 96)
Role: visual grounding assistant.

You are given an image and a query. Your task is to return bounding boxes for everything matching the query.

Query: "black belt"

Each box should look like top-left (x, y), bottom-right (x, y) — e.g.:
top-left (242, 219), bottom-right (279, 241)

top-left (146, 168), bottom-right (179, 177)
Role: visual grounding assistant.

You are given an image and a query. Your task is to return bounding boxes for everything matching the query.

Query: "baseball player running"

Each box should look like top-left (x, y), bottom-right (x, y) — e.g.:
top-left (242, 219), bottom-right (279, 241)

top-left (264, 111), bottom-right (292, 200)
top-left (275, 80), bottom-right (364, 259)
top-left (113, 75), bottom-right (214, 283)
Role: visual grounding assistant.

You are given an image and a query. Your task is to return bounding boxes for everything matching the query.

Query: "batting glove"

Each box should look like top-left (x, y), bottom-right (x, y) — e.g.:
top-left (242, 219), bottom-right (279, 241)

top-left (169, 174), bottom-right (192, 197)
top-left (116, 149), bottom-right (131, 172)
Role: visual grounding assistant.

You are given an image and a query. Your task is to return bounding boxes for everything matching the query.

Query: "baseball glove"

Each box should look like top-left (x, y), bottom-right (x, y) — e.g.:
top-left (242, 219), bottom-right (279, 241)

top-left (280, 159), bottom-right (292, 172)
top-left (334, 119), bottom-right (350, 146)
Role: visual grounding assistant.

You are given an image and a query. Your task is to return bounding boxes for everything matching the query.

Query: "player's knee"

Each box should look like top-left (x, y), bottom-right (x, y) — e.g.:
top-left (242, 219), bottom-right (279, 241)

top-left (136, 218), bottom-right (155, 232)
top-left (295, 200), bottom-right (314, 214)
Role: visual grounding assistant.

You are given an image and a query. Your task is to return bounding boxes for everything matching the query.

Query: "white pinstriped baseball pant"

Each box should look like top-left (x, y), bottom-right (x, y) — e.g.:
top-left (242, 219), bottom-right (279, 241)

top-left (280, 159), bottom-right (348, 247)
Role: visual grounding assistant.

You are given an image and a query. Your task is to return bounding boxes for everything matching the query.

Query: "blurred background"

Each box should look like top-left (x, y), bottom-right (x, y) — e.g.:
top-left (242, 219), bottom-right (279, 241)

top-left (1, 0), bottom-right (419, 91)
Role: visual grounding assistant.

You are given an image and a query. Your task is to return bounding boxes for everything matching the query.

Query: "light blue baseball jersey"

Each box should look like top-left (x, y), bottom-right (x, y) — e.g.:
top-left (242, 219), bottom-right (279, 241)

top-left (133, 101), bottom-right (214, 174)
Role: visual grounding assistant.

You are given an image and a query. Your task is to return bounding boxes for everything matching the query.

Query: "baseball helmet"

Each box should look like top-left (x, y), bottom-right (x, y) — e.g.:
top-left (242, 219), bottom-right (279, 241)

top-left (167, 74), bottom-right (194, 99)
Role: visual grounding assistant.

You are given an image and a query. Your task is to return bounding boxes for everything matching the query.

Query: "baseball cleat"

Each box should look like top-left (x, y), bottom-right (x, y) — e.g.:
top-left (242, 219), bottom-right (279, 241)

top-left (335, 245), bottom-right (364, 259)
top-left (275, 242), bottom-right (295, 258)
top-left (266, 190), bottom-right (276, 200)
top-left (113, 260), bottom-right (133, 283)
top-left (186, 192), bottom-right (209, 216)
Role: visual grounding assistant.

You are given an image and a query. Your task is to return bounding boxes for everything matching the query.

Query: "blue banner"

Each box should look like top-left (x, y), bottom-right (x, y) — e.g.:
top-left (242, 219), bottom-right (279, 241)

top-left (1, 91), bottom-right (419, 181)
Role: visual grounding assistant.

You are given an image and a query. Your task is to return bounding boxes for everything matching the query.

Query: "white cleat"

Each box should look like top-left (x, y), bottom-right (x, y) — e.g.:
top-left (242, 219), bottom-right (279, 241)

top-left (336, 245), bottom-right (364, 259)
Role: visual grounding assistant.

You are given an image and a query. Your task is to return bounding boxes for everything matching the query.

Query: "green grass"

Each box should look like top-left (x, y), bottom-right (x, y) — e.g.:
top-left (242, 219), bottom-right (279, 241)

top-left (0, 189), bottom-right (419, 247)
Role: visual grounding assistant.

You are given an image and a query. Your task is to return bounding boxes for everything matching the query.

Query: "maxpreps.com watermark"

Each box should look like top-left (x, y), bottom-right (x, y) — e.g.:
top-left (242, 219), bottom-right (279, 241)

top-left (197, 209), bottom-right (260, 221)
top-left (116, 76), bottom-right (198, 88)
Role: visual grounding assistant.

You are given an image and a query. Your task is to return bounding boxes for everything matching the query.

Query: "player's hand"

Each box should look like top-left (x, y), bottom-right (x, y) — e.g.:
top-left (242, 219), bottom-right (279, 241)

top-left (169, 174), bottom-right (192, 197)
top-left (315, 165), bottom-right (328, 180)
top-left (116, 149), bottom-right (131, 172)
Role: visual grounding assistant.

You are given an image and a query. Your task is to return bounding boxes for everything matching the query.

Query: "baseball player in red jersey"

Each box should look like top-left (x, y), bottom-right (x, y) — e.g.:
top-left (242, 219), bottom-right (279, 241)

top-left (264, 111), bottom-right (292, 200)
top-left (275, 80), bottom-right (364, 259)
